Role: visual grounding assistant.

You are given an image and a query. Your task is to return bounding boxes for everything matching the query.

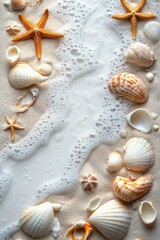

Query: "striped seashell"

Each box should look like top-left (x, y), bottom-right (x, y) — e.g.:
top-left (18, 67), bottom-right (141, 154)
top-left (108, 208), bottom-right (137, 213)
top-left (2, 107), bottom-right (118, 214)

top-left (108, 72), bottom-right (148, 103)
top-left (113, 175), bottom-right (153, 202)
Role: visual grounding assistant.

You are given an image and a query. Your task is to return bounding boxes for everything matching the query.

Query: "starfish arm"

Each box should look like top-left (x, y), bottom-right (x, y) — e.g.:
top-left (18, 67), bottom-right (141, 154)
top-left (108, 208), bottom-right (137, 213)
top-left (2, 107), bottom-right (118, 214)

top-left (12, 30), bottom-right (34, 42)
top-left (120, 0), bottom-right (133, 12)
top-left (130, 15), bottom-right (138, 39)
top-left (112, 13), bottom-right (132, 20)
top-left (19, 13), bottom-right (34, 30)
top-left (33, 33), bottom-right (42, 59)
top-left (40, 28), bottom-right (64, 38)
top-left (135, 0), bottom-right (146, 12)
top-left (135, 13), bottom-right (156, 20)
top-left (13, 124), bottom-right (25, 130)
top-left (10, 126), bottom-right (15, 141)
top-left (36, 9), bottom-right (49, 28)
top-left (3, 126), bottom-right (10, 130)
top-left (4, 116), bottom-right (11, 125)
top-left (12, 116), bottom-right (17, 124)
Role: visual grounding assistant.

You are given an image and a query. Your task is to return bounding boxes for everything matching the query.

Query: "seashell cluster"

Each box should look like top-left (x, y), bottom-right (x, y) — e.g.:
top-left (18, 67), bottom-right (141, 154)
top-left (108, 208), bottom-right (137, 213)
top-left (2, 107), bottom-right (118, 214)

top-left (144, 21), bottom-right (160, 42)
top-left (80, 173), bottom-right (98, 192)
top-left (123, 138), bottom-right (155, 173)
top-left (125, 42), bottom-right (156, 68)
top-left (12, 0), bottom-right (27, 10)
top-left (89, 199), bottom-right (131, 240)
top-left (106, 152), bottom-right (123, 172)
top-left (65, 220), bottom-right (92, 240)
top-left (127, 108), bottom-right (152, 133)
top-left (113, 175), bottom-right (153, 202)
top-left (6, 46), bottom-right (21, 65)
top-left (138, 201), bottom-right (157, 225)
top-left (8, 62), bottom-right (48, 89)
top-left (86, 196), bottom-right (101, 213)
top-left (108, 72), bottom-right (148, 103)
top-left (37, 63), bottom-right (52, 76)
top-left (6, 21), bottom-right (21, 35)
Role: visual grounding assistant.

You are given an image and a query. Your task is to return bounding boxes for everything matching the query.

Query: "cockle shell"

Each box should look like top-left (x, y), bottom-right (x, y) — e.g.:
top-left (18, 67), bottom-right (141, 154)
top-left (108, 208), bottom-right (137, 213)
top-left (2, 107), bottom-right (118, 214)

top-left (6, 21), bottom-right (21, 35)
top-left (123, 137), bottom-right (155, 172)
top-left (89, 199), bottom-right (131, 240)
top-left (9, 62), bottom-right (48, 89)
top-left (37, 63), bottom-right (52, 75)
top-left (106, 152), bottom-right (123, 172)
top-left (65, 220), bottom-right (92, 240)
top-left (6, 46), bottom-right (21, 65)
top-left (144, 21), bottom-right (160, 42)
top-left (113, 175), bottom-right (153, 202)
top-left (86, 196), bottom-right (102, 213)
top-left (125, 42), bottom-right (156, 68)
top-left (108, 72), bottom-right (148, 103)
top-left (12, 0), bottom-right (27, 10)
top-left (138, 201), bottom-right (157, 225)
top-left (127, 108), bottom-right (152, 133)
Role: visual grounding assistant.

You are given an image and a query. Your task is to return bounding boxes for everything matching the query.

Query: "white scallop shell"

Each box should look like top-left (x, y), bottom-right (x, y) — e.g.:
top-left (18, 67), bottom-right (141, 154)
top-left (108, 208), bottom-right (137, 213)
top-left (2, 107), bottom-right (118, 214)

top-left (6, 46), bottom-right (21, 65)
top-left (9, 62), bottom-right (48, 89)
top-left (144, 21), bottom-right (160, 42)
top-left (138, 201), bottom-right (157, 225)
top-left (106, 152), bottom-right (123, 172)
top-left (89, 199), bottom-right (131, 240)
top-left (127, 108), bottom-right (152, 133)
top-left (123, 137), bottom-right (155, 172)
top-left (12, 0), bottom-right (27, 10)
top-left (6, 21), bottom-right (21, 35)
top-left (125, 42), bottom-right (156, 68)
top-left (37, 63), bottom-right (52, 75)
top-left (86, 196), bottom-right (102, 213)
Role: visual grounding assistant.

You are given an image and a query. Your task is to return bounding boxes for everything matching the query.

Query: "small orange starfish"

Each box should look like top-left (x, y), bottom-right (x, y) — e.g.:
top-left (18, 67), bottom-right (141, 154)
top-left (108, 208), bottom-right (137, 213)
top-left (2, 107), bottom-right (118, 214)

top-left (12, 9), bottom-right (64, 59)
top-left (112, 0), bottom-right (156, 39)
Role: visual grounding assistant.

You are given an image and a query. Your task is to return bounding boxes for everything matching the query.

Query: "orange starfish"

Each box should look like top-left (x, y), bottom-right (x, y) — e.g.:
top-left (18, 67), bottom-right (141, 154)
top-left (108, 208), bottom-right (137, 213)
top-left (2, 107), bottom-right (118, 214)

top-left (112, 0), bottom-right (156, 39)
top-left (12, 9), bottom-right (64, 59)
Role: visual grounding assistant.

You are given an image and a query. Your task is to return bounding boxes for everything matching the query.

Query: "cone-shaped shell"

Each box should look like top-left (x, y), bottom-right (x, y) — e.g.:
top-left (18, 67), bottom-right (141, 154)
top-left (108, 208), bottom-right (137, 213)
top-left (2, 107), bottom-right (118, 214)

top-left (108, 72), bottom-right (148, 103)
top-left (9, 62), bottom-right (48, 89)
top-left (65, 220), bottom-right (92, 240)
top-left (138, 201), bottom-right (157, 225)
top-left (113, 176), bottom-right (153, 202)
top-left (123, 138), bottom-right (155, 172)
top-left (19, 202), bottom-right (55, 238)
top-left (89, 199), bottom-right (131, 240)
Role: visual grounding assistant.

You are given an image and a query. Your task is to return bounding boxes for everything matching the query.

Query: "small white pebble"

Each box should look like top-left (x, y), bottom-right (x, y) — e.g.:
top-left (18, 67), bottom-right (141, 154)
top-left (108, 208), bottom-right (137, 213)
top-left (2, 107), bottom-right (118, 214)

top-left (146, 72), bottom-right (154, 82)
top-left (151, 112), bottom-right (158, 120)
top-left (120, 129), bottom-right (128, 139)
top-left (153, 125), bottom-right (159, 131)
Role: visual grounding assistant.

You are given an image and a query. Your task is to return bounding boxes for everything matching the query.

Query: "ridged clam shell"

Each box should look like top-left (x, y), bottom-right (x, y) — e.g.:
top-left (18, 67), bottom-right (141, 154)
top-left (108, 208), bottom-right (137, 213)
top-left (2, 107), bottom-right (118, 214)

top-left (6, 21), bottom-right (21, 35)
top-left (106, 152), bottom-right (123, 172)
top-left (138, 201), bottom-right (157, 225)
top-left (144, 21), bottom-right (160, 42)
top-left (6, 46), bottom-right (21, 65)
top-left (123, 137), bottom-right (155, 172)
top-left (125, 42), bottom-right (156, 68)
top-left (89, 199), bottom-right (131, 240)
top-left (19, 202), bottom-right (55, 238)
top-left (37, 63), bottom-right (52, 75)
top-left (12, 0), bottom-right (27, 10)
top-left (108, 72), bottom-right (148, 103)
top-left (9, 62), bottom-right (48, 89)
top-left (113, 175), bottom-right (153, 202)
top-left (65, 220), bottom-right (92, 240)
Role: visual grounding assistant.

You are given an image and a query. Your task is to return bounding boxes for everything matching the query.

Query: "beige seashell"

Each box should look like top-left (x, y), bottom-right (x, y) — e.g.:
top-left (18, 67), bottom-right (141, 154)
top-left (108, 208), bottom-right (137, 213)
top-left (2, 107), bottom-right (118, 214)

top-left (138, 201), bottom-right (157, 225)
top-left (108, 72), bottom-right (148, 103)
top-left (52, 218), bottom-right (61, 238)
top-left (4, 0), bottom-right (11, 7)
top-left (123, 137), bottom-right (155, 172)
top-left (6, 21), bottom-right (21, 35)
top-left (113, 175), bottom-right (153, 202)
top-left (37, 63), bottom-right (52, 75)
top-left (20, 202), bottom-right (57, 238)
top-left (89, 199), bottom-right (131, 240)
top-left (65, 220), bottom-right (92, 240)
top-left (12, 0), bottom-right (27, 10)
top-left (127, 108), bottom-right (152, 133)
top-left (80, 173), bottom-right (98, 192)
top-left (125, 42), bottom-right (156, 68)
top-left (146, 72), bottom-right (154, 82)
top-left (120, 129), bottom-right (128, 139)
top-left (106, 152), bottom-right (123, 173)
top-left (6, 46), bottom-right (21, 65)
top-left (153, 125), bottom-right (159, 131)
top-left (144, 21), bottom-right (160, 42)
top-left (86, 196), bottom-right (102, 213)
top-left (151, 112), bottom-right (158, 120)
top-left (9, 62), bottom-right (48, 89)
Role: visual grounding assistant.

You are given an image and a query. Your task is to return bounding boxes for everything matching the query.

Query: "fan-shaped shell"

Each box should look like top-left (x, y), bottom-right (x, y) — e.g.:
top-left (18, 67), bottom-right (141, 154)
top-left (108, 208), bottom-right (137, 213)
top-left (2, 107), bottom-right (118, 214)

top-left (108, 72), bottom-right (148, 103)
top-left (89, 199), bottom-right (131, 240)
top-left (123, 137), bottom-right (155, 172)
top-left (113, 175), bottom-right (153, 202)
top-left (19, 202), bottom-right (55, 238)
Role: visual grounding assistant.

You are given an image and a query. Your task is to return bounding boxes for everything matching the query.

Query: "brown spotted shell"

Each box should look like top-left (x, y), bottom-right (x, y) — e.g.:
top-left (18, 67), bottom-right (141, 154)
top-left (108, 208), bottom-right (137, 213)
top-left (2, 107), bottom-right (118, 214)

top-left (108, 72), bottom-right (148, 103)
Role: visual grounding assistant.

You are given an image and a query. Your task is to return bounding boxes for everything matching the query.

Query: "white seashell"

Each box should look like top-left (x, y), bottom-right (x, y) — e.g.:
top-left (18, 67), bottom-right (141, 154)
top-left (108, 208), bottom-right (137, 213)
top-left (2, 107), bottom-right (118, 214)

top-left (6, 21), bottom-right (21, 35)
top-left (106, 152), bottom-right (123, 173)
top-left (12, 0), bottom-right (27, 10)
top-left (146, 72), bottom-right (154, 82)
top-left (144, 21), bottom-right (160, 42)
top-left (65, 220), bottom-right (92, 240)
top-left (153, 125), bottom-right (159, 131)
top-left (37, 63), bottom-right (52, 75)
top-left (19, 202), bottom-right (55, 238)
top-left (51, 203), bottom-right (62, 212)
top-left (4, 0), bottom-right (11, 7)
top-left (123, 137), bottom-right (155, 172)
top-left (6, 46), bottom-right (21, 65)
top-left (9, 62), bottom-right (48, 89)
top-left (120, 129), bottom-right (128, 139)
top-left (52, 218), bottom-right (61, 238)
top-left (138, 201), bottom-right (157, 225)
top-left (89, 199), bottom-right (131, 240)
top-left (151, 112), bottom-right (158, 120)
top-left (127, 108), bottom-right (152, 133)
top-left (125, 42), bottom-right (156, 68)
top-left (86, 196), bottom-right (102, 213)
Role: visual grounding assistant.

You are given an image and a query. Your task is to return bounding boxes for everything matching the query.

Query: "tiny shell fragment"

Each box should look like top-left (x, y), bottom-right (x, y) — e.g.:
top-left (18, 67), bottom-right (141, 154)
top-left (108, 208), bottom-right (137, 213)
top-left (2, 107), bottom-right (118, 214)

top-left (6, 21), bottom-right (21, 35)
top-left (52, 218), bottom-right (61, 238)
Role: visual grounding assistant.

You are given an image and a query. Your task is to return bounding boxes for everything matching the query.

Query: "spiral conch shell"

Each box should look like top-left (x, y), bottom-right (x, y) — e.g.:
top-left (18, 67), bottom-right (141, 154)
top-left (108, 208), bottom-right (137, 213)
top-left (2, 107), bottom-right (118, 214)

top-left (108, 72), bottom-right (148, 103)
top-left (9, 62), bottom-right (48, 89)
top-left (89, 199), bottom-right (131, 240)
top-left (125, 42), bottom-right (156, 68)
top-left (65, 220), bottom-right (92, 240)
top-left (113, 175), bottom-right (153, 202)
